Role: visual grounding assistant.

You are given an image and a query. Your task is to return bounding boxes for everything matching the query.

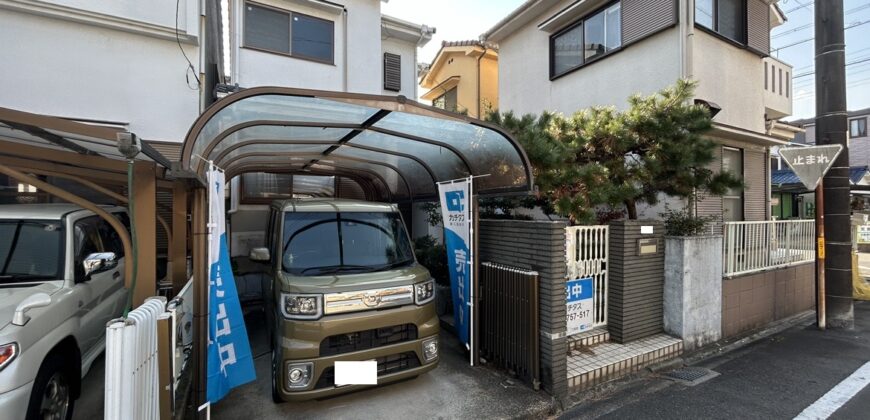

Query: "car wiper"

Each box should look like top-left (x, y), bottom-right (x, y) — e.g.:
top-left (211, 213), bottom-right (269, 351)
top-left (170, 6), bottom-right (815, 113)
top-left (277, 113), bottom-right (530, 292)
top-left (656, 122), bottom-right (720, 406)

top-left (300, 265), bottom-right (373, 276)
top-left (370, 259), bottom-right (415, 271)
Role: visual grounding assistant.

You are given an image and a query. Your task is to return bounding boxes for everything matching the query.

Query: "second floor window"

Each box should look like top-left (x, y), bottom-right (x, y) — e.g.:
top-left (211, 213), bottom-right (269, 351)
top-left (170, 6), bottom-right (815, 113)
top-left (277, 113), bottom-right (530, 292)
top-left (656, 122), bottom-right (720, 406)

top-left (696, 0), bottom-right (746, 44)
top-left (550, 2), bottom-right (622, 78)
top-left (244, 2), bottom-right (334, 64)
top-left (851, 118), bottom-right (867, 138)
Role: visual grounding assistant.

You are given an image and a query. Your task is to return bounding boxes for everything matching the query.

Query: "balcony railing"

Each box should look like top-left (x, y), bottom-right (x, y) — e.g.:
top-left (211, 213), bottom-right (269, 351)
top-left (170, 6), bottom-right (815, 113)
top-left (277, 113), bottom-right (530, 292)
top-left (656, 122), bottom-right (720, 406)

top-left (763, 56), bottom-right (793, 119)
top-left (723, 220), bottom-right (815, 278)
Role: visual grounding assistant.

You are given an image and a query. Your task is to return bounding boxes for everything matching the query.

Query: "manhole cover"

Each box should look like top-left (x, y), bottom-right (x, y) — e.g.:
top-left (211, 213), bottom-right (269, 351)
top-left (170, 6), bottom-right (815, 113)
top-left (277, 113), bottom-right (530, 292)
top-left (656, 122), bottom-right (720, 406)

top-left (662, 367), bottom-right (719, 386)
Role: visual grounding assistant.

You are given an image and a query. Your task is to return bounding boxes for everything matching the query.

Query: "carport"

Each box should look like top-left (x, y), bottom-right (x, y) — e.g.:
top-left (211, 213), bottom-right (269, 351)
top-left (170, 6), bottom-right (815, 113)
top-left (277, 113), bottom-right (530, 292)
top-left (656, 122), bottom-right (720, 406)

top-left (0, 106), bottom-right (178, 306)
top-left (178, 87), bottom-right (535, 410)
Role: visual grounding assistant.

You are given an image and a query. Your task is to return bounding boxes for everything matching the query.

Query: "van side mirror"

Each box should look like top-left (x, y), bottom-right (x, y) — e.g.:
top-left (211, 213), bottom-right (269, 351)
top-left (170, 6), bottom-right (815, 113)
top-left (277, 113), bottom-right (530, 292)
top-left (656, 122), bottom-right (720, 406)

top-left (249, 247), bottom-right (271, 262)
top-left (82, 252), bottom-right (117, 280)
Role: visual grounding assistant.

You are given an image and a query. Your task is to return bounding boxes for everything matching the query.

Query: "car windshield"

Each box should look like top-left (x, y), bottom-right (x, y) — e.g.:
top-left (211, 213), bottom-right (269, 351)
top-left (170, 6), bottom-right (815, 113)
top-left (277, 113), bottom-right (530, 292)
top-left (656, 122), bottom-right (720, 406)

top-left (282, 211), bottom-right (414, 277)
top-left (0, 220), bottom-right (64, 283)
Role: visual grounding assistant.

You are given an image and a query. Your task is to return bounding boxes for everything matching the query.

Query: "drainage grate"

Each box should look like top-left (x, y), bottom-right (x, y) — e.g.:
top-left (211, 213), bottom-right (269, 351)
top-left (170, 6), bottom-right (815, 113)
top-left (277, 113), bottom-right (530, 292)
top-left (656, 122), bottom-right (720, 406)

top-left (662, 367), bottom-right (719, 386)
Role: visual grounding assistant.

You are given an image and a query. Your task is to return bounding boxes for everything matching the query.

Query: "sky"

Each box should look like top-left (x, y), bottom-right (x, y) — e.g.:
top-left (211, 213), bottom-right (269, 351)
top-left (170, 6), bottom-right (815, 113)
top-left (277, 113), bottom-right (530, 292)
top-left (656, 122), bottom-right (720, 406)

top-left (771, 0), bottom-right (870, 119)
top-left (381, 0), bottom-right (525, 67)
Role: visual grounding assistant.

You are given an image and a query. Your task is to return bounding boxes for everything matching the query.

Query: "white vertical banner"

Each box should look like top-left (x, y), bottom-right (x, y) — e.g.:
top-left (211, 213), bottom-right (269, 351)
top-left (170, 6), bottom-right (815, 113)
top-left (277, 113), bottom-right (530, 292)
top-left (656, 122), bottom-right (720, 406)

top-left (438, 177), bottom-right (475, 364)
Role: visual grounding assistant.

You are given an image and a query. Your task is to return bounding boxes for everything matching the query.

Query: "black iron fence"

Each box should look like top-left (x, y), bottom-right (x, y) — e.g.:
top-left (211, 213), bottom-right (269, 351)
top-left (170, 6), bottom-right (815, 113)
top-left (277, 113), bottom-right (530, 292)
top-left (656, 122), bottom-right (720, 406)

top-left (479, 262), bottom-right (540, 389)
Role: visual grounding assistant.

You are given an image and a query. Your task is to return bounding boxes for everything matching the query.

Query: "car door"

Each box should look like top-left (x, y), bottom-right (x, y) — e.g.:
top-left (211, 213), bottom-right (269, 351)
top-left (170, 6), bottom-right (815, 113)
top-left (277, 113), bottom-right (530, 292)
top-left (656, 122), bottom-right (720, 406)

top-left (89, 214), bottom-right (128, 338)
top-left (72, 215), bottom-right (122, 354)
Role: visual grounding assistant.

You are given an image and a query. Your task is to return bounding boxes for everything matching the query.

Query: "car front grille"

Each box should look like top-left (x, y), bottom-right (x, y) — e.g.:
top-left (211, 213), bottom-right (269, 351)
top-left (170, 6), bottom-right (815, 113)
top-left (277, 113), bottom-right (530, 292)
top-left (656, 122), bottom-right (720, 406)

top-left (313, 351), bottom-right (421, 390)
top-left (319, 324), bottom-right (417, 356)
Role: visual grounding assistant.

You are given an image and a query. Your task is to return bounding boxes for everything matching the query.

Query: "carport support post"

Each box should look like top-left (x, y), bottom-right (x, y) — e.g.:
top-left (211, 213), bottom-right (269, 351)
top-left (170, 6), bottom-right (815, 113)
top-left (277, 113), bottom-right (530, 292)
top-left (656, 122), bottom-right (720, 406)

top-left (171, 180), bottom-right (189, 293)
top-left (132, 161), bottom-right (157, 307)
top-left (472, 195), bottom-right (480, 366)
top-left (191, 187), bottom-right (209, 418)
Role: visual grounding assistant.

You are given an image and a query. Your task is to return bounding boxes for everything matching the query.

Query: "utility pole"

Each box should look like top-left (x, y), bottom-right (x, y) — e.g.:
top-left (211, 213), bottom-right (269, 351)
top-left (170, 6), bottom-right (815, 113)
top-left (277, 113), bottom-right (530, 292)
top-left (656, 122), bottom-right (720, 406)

top-left (815, 0), bottom-right (854, 329)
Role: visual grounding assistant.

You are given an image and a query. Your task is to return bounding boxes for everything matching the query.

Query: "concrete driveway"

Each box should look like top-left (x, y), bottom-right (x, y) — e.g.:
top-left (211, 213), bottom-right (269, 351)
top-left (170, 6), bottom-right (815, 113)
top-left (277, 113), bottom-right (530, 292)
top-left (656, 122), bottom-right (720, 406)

top-left (211, 310), bottom-right (554, 420)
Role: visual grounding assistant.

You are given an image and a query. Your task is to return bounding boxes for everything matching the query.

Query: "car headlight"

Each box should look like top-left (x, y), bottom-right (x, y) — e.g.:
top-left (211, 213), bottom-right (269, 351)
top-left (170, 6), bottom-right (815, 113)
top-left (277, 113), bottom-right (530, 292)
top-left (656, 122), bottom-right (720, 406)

top-left (286, 362), bottom-right (313, 389)
top-left (280, 293), bottom-right (322, 320)
top-left (414, 279), bottom-right (435, 305)
top-left (422, 337), bottom-right (438, 362)
top-left (0, 343), bottom-right (18, 372)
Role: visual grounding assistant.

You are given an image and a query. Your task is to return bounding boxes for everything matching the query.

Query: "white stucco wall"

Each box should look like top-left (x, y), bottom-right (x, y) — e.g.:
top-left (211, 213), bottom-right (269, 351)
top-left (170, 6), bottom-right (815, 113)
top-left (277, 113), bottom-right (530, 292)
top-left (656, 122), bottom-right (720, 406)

top-left (232, 0), bottom-right (417, 97)
top-left (497, 3), bottom-right (681, 116)
top-left (692, 31), bottom-right (766, 133)
top-left (0, 0), bottom-right (200, 141)
top-left (381, 37), bottom-right (418, 99)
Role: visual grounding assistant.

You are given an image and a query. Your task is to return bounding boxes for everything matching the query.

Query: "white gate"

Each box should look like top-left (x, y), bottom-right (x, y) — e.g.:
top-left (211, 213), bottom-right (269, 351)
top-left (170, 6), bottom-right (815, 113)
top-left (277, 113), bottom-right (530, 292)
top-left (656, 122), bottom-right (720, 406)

top-left (566, 225), bottom-right (609, 328)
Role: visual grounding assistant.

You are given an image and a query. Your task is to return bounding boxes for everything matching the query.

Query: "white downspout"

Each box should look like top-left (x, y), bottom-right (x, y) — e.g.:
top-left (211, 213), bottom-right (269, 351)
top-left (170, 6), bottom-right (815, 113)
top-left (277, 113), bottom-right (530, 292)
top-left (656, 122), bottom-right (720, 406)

top-left (681, 0), bottom-right (696, 80)
top-left (343, 8), bottom-right (348, 92)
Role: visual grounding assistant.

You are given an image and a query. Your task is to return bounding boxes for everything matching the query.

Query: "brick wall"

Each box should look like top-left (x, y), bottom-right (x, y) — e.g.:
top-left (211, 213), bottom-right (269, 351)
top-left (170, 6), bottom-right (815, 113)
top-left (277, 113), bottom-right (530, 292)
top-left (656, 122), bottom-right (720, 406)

top-left (608, 220), bottom-right (665, 343)
top-left (722, 263), bottom-right (815, 338)
top-left (478, 219), bottom-right (568, 400)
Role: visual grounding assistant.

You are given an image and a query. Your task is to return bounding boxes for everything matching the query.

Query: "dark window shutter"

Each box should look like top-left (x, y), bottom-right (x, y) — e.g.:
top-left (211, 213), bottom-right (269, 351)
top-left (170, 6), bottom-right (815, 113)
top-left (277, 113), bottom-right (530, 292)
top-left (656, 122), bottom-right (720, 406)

top-left (621, 0), bottom-right (677, 46)
top-left (746, 0), bottom-right (770, 55)
top-left (384, 53), bottom-right (402, 92)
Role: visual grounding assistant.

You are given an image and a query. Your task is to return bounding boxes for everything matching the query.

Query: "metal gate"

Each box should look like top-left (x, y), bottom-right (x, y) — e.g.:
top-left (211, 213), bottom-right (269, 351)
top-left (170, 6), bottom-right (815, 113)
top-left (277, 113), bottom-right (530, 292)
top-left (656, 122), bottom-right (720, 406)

top-left (479, 262), bottom-right (540, 388)
top-left (565, 226), bottom-right (609, 328)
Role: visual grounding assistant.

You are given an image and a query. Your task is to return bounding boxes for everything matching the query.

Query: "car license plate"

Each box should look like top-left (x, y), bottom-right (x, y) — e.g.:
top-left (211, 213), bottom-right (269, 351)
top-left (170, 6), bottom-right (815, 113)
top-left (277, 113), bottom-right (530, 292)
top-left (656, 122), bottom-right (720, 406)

top-left (334, 360), bottom-right (377, 386)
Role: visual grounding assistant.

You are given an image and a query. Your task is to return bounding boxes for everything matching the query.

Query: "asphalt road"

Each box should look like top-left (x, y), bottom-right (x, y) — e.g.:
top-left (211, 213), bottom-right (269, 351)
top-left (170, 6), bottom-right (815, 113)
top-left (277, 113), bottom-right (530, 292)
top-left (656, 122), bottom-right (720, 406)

top-left (561, 301), bottom-right (870, 420)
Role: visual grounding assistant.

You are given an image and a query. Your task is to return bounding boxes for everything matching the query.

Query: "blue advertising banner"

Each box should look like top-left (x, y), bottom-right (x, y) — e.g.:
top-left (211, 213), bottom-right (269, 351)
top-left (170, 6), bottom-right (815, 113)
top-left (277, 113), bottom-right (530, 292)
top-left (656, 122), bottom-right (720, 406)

top-left (438, 179), bottom-right (471, 347)
top-left (566, 278), bottom-right (594, 335)
top-left (207, 166), bottom-right (256, 403)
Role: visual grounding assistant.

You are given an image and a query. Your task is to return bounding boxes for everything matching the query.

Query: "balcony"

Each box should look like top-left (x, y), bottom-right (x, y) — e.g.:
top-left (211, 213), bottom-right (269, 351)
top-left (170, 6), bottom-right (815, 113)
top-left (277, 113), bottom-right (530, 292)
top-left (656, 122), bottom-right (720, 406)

top-left (763, 56), bottom-right (793, 120)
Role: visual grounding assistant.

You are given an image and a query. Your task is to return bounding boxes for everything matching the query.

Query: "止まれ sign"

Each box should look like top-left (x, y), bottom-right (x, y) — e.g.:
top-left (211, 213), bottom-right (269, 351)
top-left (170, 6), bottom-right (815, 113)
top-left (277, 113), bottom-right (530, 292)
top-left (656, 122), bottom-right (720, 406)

top-left (778, 145), bottom-right (843, 191)
top-left (566, 277), bottom-right (594, 335)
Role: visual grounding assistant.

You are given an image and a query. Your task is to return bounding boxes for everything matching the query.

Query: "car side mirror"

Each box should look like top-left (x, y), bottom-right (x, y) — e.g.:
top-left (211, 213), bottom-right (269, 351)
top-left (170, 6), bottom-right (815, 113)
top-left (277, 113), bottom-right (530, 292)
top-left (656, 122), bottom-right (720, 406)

top-left (82, 252), bottom-right (117, 280)
top-left (249, 247), bottom-right (270, 263)
top-left (12, 292), bottom-right (52, 326)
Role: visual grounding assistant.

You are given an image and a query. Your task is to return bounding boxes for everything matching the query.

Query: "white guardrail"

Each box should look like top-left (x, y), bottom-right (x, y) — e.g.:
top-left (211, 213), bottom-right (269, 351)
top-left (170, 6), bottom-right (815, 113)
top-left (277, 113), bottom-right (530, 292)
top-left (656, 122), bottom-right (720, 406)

top-left (723, 220), bottom-right (815, 278)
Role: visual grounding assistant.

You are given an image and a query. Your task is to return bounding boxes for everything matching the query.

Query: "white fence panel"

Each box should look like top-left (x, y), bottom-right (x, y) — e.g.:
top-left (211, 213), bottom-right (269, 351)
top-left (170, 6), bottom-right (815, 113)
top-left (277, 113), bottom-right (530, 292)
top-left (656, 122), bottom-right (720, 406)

top-left (566, 225), bottom-right (609, 328)
top-left (105, 297), bottom-right (168, 420)
top-left (723, 220), bottom-right (815, 277)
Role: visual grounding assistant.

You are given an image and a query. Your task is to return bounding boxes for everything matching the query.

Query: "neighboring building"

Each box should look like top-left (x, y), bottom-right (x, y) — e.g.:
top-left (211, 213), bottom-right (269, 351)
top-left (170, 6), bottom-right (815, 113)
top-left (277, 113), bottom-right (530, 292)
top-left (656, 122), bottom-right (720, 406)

top-left (0, 0), bottom-right (202, 142)
top-left (788, 107), bottom-right (870, 166)
top-left (418, 40), bottom-right (499, 118)
top-left (228, 0), bottom-right (433, 99)
top-left (482, 0), bottom-right (796, 226)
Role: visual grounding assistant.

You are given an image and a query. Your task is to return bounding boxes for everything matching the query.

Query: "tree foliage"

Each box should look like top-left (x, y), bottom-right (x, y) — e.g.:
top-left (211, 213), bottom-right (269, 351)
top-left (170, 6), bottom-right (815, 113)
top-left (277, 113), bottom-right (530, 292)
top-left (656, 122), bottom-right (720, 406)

top-left (485, 80), bottom-right (742, 224)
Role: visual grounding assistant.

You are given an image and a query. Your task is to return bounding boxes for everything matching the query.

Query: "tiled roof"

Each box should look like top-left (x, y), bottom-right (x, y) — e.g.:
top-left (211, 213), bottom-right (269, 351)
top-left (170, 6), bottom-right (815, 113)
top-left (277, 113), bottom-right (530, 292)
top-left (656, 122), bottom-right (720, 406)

top-left (772, 166), bottom-right (869, 187)
top-left (440, 40), bottom-right (497, 51)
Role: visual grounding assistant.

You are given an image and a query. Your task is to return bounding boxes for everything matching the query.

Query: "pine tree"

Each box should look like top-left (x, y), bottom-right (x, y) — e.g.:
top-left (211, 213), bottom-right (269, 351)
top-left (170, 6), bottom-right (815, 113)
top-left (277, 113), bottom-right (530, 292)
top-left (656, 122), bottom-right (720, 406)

top-left (486, 80), bottom-right (742, 224)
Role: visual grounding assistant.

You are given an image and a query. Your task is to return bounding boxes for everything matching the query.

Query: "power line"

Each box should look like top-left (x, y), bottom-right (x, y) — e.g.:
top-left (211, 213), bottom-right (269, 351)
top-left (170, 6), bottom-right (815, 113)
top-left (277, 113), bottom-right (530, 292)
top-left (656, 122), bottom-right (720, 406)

top-left (771, 19), bottom-right (870, 53)
top-left (783, 0), bottom-right (813, 14)
top-left (773, 3), bottom-right (870, 39)
top-left (793, 57), bottom-right (870, 79)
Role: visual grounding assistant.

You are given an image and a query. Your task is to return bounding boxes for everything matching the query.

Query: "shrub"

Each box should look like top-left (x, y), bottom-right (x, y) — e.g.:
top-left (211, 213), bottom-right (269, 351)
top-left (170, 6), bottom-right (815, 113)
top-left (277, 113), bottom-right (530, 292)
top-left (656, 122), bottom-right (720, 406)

top-left (663, 208), bottom-right (716, 237)
top-left (413, 235), bottom-right (449, 286)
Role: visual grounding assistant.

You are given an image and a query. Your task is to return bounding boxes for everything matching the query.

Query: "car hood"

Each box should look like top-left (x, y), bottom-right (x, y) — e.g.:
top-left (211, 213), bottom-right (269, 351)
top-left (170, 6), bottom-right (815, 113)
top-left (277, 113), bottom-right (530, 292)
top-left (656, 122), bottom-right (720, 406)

top-left (0, 282), bottom-right (63, 331)
top-left (278, 264), bottom-right (431, 294)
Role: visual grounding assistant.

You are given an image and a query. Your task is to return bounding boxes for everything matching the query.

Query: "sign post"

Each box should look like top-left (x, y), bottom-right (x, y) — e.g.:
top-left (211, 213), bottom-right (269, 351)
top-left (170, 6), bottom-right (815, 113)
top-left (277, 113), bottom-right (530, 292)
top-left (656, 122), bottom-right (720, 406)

top-left (778, 145), bottom-right (843, 330)
top-left (438, 177), bottom-right (475, 365)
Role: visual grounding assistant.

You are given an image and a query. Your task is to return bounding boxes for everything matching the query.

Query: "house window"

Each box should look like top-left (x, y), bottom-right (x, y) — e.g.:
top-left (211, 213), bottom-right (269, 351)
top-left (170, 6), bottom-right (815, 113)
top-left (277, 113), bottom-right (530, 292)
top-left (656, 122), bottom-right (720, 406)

top-left (851, 118), bottom-right (868, 138)
top-left (550, 2), bottom-right (622, 77)
top-left (384, 53), bottom-right (402, 92)
top-left (722, 147), bottom-right (744, 222)
top-left (696, 0), bottom-right (746, 44)
top-left (433, 88), bottom-right (458, 113)
top-left (244, 2), bottom-right (334, 63)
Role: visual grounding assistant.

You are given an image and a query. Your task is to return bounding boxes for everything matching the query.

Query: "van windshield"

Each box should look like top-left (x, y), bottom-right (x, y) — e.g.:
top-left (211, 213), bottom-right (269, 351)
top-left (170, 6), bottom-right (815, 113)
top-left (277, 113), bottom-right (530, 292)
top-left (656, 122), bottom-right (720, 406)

top-left (0, 220), bottom-right (64, 284)
top-left (282, 212), bottom-right (414, 276)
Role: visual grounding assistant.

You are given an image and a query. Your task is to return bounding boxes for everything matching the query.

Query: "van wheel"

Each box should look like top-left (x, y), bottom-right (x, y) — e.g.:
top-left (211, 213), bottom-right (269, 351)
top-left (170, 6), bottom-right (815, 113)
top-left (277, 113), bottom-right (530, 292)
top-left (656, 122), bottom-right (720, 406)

top-left (271, 345), bottom-right (284, 404)
top-left (26, 352), bottom-right (75, 420)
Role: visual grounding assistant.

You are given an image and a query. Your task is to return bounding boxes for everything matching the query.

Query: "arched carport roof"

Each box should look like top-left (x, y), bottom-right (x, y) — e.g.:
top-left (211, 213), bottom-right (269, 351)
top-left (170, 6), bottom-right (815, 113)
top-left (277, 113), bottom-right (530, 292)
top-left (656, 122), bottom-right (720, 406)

top-left (180, 87), bottom-right (534, 201)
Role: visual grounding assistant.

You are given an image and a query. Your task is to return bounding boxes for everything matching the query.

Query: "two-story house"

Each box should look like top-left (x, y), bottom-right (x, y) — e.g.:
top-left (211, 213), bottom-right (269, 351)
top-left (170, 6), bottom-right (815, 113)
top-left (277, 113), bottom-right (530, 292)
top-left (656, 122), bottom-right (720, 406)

top-left (482, 0), bottom-right (796, 226)
top-left (418, 40), bottom-right (499, 118)
top-left (221, 0), bottom-right (435, 254)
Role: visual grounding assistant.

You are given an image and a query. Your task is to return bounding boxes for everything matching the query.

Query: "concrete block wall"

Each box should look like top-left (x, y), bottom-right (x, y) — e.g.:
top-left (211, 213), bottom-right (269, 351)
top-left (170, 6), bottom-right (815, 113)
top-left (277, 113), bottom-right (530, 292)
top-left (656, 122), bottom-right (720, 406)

top-left (608, 220), bottom-right (666, 343)
top-left (722, 262), bottom-right (815, 337)
top-left (478, 219), bottom-right (569, 400)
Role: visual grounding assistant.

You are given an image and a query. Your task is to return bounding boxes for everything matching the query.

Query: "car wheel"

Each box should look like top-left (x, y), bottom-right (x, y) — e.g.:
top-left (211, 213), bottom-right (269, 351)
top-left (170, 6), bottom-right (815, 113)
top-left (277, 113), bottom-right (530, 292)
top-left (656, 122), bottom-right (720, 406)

top-left (26, 353), bottom-right (75, 420)
top-left (271, 343), bottom-right (284, 404)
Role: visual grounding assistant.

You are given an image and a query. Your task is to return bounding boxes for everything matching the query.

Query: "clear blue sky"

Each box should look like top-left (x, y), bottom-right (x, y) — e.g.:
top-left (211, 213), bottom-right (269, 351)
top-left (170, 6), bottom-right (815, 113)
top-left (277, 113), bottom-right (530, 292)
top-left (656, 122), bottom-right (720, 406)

top-left (772, 0), bottom-right (870, 119)
top-left (386, 0), bottom-right (870, 118)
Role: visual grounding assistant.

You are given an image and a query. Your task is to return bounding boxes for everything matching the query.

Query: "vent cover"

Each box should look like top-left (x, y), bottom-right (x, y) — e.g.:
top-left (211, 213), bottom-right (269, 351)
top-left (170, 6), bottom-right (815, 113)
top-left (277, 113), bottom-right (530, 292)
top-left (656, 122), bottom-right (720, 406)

top-left (384, 53), bottom-right (402, 92)
top-left (662, 367), bottom-right (719, 386)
